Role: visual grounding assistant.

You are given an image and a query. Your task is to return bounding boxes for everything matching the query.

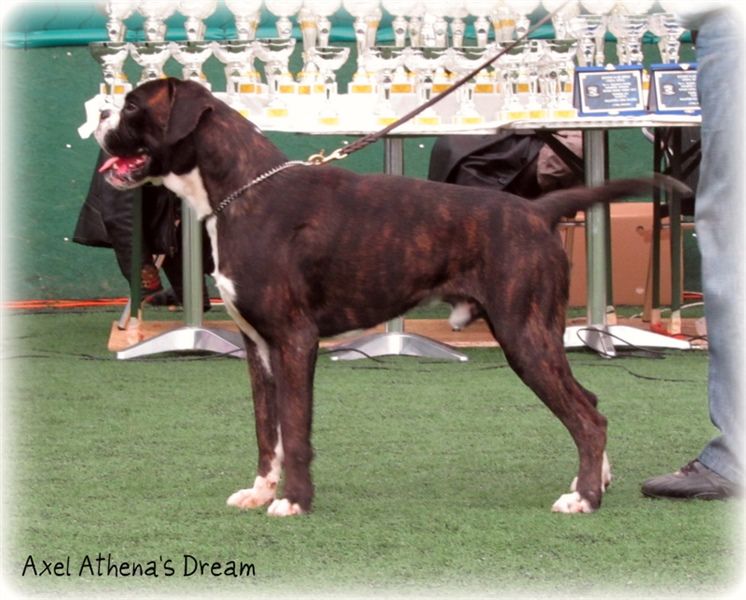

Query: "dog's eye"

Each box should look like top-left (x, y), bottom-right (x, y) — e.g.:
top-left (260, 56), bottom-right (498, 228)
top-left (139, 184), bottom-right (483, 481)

top-left (123, 102), bottom-right (138, 113)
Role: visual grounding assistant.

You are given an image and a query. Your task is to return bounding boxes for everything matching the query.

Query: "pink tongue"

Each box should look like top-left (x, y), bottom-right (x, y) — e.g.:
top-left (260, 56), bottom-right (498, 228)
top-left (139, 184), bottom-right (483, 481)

top-left (98, 156), bottom-right (119, 173)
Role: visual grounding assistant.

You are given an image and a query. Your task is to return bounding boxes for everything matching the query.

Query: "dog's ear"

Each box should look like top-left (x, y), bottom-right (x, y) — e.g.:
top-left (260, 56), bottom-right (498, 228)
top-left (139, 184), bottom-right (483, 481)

top-left (164, 78), bottom-right (214, 146)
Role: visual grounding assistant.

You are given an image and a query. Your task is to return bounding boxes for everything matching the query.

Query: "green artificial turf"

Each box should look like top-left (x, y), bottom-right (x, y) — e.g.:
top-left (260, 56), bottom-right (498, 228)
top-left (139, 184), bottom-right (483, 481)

top-left (2, 309), bottom-right (742, 597)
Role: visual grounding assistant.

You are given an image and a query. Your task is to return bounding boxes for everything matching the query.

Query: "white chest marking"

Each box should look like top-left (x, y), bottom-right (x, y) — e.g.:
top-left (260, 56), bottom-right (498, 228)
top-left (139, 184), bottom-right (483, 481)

top-left (163, 168), bottom-right (212, 220)
top-left (204, 217), bottom-right (272, 375)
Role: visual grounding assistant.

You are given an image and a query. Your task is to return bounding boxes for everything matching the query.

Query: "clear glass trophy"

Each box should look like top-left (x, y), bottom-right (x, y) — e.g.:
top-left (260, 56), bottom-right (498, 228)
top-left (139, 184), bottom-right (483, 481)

top-left (363, 45), bottom-right (408, 124)
top-left (446, 46), bottom-right (489, 124)
top-left (608, 12), bottom-right (649, 65)
top-left (103, 0), bottom-right (137, 42)
top-left (212, 40), bottom-right (261, 103)
top-left (497, 40), bottom-right (530, 120)
top-left (255, 37), bottom-right (297, 117)
top-left (307, 0), bottom-right (343, 47)
top-left (491, 2), bottom-right (516, 43)
top-left (90, 41), bottom-right (132, 101)
top-left (171, 41), bottom-right (213, 88)
top-left (266, 0), bottom-right (304, 38)
top-left (544, 39), bottom-right (578, 118)
top-left (405, 46), bottom-right (448, 125)
top-left (504, 0), bottom-right (539, 39)
top-left (542, 0), bottom-right (580, 40)
top-left (465, 0), bottom-right (497, 47)
top-left (225, 0), bottom-right (262, 40)
top-left (212, 40), bottom-right (259, 111)
top-left (421, 0), bottom-right (450, 47)
top-left (130, 41), bottom-right (173, 84)
top-left (308, 45), bottom-right (351, 124)
top-left (178, 0), bottom-right (217, 41)
top-left (343, 0), bottom-right (381, 93)
top-left (382, 0), bottom-right (417, 47)
top-left (446, 2), bottom-right (469, 47)
top-left (138, 0), bottom-right (179, 41)
top-left (648, 12), bottom-right (685, 64)
top-left (568, 13), bottom-right (606, 67)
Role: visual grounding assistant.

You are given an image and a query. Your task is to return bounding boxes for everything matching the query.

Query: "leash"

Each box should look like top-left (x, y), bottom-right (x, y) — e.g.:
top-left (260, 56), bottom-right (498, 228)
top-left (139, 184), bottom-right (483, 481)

top-left (307, 1), bottom-right (568, 165)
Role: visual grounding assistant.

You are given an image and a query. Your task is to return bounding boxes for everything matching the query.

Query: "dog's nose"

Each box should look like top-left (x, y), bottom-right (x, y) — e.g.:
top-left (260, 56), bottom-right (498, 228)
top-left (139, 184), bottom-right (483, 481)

top-left (99, 109), bottom-right (111, 121)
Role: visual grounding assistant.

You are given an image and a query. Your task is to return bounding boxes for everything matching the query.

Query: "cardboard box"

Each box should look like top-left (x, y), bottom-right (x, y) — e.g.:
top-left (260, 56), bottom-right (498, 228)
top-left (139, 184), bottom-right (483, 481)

top-left (564, 202), bottom-right (674, 307)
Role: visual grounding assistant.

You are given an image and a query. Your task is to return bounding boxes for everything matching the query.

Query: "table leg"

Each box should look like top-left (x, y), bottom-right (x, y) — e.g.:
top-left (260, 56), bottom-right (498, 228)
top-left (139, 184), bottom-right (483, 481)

top-left (115, 203), bottom-right (245, 360)
top-left (564, 129), bottom-right (689, 354)
top-left (329, 137), bottom-right (467, 362)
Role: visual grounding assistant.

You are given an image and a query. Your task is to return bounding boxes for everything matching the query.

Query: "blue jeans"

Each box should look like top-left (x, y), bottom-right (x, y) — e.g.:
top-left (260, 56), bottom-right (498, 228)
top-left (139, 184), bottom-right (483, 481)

top-left (692, 9), bottom-right (745, 483)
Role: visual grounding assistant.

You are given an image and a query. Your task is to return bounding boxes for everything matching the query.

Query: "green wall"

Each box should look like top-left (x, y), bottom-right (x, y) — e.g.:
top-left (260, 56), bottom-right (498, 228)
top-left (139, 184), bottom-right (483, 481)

top-left (1, 38), bottom-right (698, 301)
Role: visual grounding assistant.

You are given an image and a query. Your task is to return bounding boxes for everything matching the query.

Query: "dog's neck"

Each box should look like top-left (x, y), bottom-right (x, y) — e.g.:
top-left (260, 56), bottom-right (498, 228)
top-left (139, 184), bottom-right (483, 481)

top-left (166, 106), bottom-right (289, 220)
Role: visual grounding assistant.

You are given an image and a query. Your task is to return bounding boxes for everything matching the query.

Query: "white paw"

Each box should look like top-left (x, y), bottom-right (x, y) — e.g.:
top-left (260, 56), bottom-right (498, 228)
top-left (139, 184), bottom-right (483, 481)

top-left (267, 498), bottom-right (305, 517)
top-left (552, 491), bottom-right (594, 513)
top-left (226, 476), bottom-right (277, 510)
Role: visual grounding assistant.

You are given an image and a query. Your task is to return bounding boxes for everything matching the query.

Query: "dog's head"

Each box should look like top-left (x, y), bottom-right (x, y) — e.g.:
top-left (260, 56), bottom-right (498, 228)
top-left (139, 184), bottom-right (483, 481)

top-left (95, 78), bottom-right (215, 189)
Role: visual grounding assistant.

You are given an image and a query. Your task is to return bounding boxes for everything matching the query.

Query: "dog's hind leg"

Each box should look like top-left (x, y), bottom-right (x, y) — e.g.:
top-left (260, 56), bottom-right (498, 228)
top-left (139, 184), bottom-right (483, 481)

top-left (227, 335), bottom-right (282, 510)
top-left (265, 329), bottom-right (319, 517)
top-left (488, 311), bottom-right (608, 513)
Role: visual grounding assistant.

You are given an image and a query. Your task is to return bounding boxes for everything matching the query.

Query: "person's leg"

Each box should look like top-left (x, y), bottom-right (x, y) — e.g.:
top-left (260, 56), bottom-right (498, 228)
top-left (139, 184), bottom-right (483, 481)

top-left (643, 10), bottom-right (744, 497)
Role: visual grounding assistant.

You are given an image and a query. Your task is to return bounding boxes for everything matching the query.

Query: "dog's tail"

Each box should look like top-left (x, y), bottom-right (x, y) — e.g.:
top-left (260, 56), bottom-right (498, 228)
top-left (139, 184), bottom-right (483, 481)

top-left (536, 174), bottom-right (692, 227)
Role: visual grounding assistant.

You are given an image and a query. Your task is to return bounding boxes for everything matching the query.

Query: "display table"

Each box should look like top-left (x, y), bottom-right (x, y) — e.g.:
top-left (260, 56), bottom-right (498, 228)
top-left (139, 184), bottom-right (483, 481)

top-left (110, 108), bottom-right (701, 360)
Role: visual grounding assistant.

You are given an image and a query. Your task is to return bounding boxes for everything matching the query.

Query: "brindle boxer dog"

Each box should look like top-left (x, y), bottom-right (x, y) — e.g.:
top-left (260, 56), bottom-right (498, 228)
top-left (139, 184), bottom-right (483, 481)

top-left (95, 78), bottom-right (652, 516)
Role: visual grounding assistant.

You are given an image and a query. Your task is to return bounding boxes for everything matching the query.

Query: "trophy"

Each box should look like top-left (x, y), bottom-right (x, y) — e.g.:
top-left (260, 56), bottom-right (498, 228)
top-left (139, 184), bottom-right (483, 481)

top-left (544, 39), bottom-right (577, 117)
top-left (178, 0), bottom-right (217, 41)
top-left (344, 0), bottom-right (382, 92)
top-left (447, 1), bottom-right (469, 47)
top-left (406, 2), bottom-right (425, 47)
top-left (102, 0), bottom-right (137, 42)
top-left (255, 37), bottom-right (297, 117)
top-left (212, 40), bottom-right (261, 104)
top-left (306, 0), bottom-right (343, 47)
top-left (579, 0), bottom-right (616, 14)
top-left (491, 2), bottom-right (516, 43)
top-left (130, 41), bottom-right (173, 84)
top-left (138, 0), bottom-right (179, 41)
top-left (171, 41), bottom-right (213, 88)
top-left (608, 12), bottom-right (649, 65)
top-left (497, 40), bottom-right (531, 119)
top-left (266, 0), bottom-right (304, 38)
top-left (90, 41), bottom-right (132, 101)
top-left (648, 12), bottom-right (685, 64)
top-left (542, 0), bottom-right (579, 40)
top-left (465, 0), bottom-right (497, 47)
top-left (446, 46), bottom-right (490, 124)
top-left (382, 0), bottom-right (417, 47)
top-left (504, 0), bottom-right (539, 39)
top-left (405, 47), bottom-right (449, 125)
top-left (522, 39), bottom-right (546, 117)
top-left (363, 45), bottom-right (408, 124)
top-left (308, 45), bottom-right (351, 124)
top-left (421, 0), bottom-right (450, 47)
top-left (225, 0), bottom-right (262, 40)
top-left (568, 13), bottom-right (606, 66)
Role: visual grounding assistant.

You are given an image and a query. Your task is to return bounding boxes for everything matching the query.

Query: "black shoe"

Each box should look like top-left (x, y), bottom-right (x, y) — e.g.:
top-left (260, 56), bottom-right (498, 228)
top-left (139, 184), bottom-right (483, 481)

top-left (642, 460), bottom-right (739, 500)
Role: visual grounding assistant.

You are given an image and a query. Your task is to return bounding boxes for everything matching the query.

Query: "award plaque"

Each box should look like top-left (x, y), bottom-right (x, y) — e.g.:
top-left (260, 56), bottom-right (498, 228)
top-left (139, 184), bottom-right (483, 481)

top-left (648, 63), bottom-right (700, 115)
top-left (574, 65), bottom-right (646, 116)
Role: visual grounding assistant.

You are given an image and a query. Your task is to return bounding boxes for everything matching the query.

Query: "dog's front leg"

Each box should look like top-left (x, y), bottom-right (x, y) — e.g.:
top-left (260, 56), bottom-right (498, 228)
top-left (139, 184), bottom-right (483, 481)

top-left (227, 335), bottom-right (281, 510)
top-left (265, 331), bottom-right (319, 517)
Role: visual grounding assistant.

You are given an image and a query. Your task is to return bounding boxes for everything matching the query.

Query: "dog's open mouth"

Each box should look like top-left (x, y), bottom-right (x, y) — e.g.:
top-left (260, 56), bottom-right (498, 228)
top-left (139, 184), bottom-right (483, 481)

top-left (98, 153), bottom-right (151, 188)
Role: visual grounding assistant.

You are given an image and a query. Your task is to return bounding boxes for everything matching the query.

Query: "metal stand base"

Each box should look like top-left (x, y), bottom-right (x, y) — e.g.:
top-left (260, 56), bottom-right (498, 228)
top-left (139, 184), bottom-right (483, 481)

top-left (116, 326), bottom-right (245, 360)
top-left (564, 325), bottom-right (691, 356)
top-left (329, 332), bottom-right (469, 362)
